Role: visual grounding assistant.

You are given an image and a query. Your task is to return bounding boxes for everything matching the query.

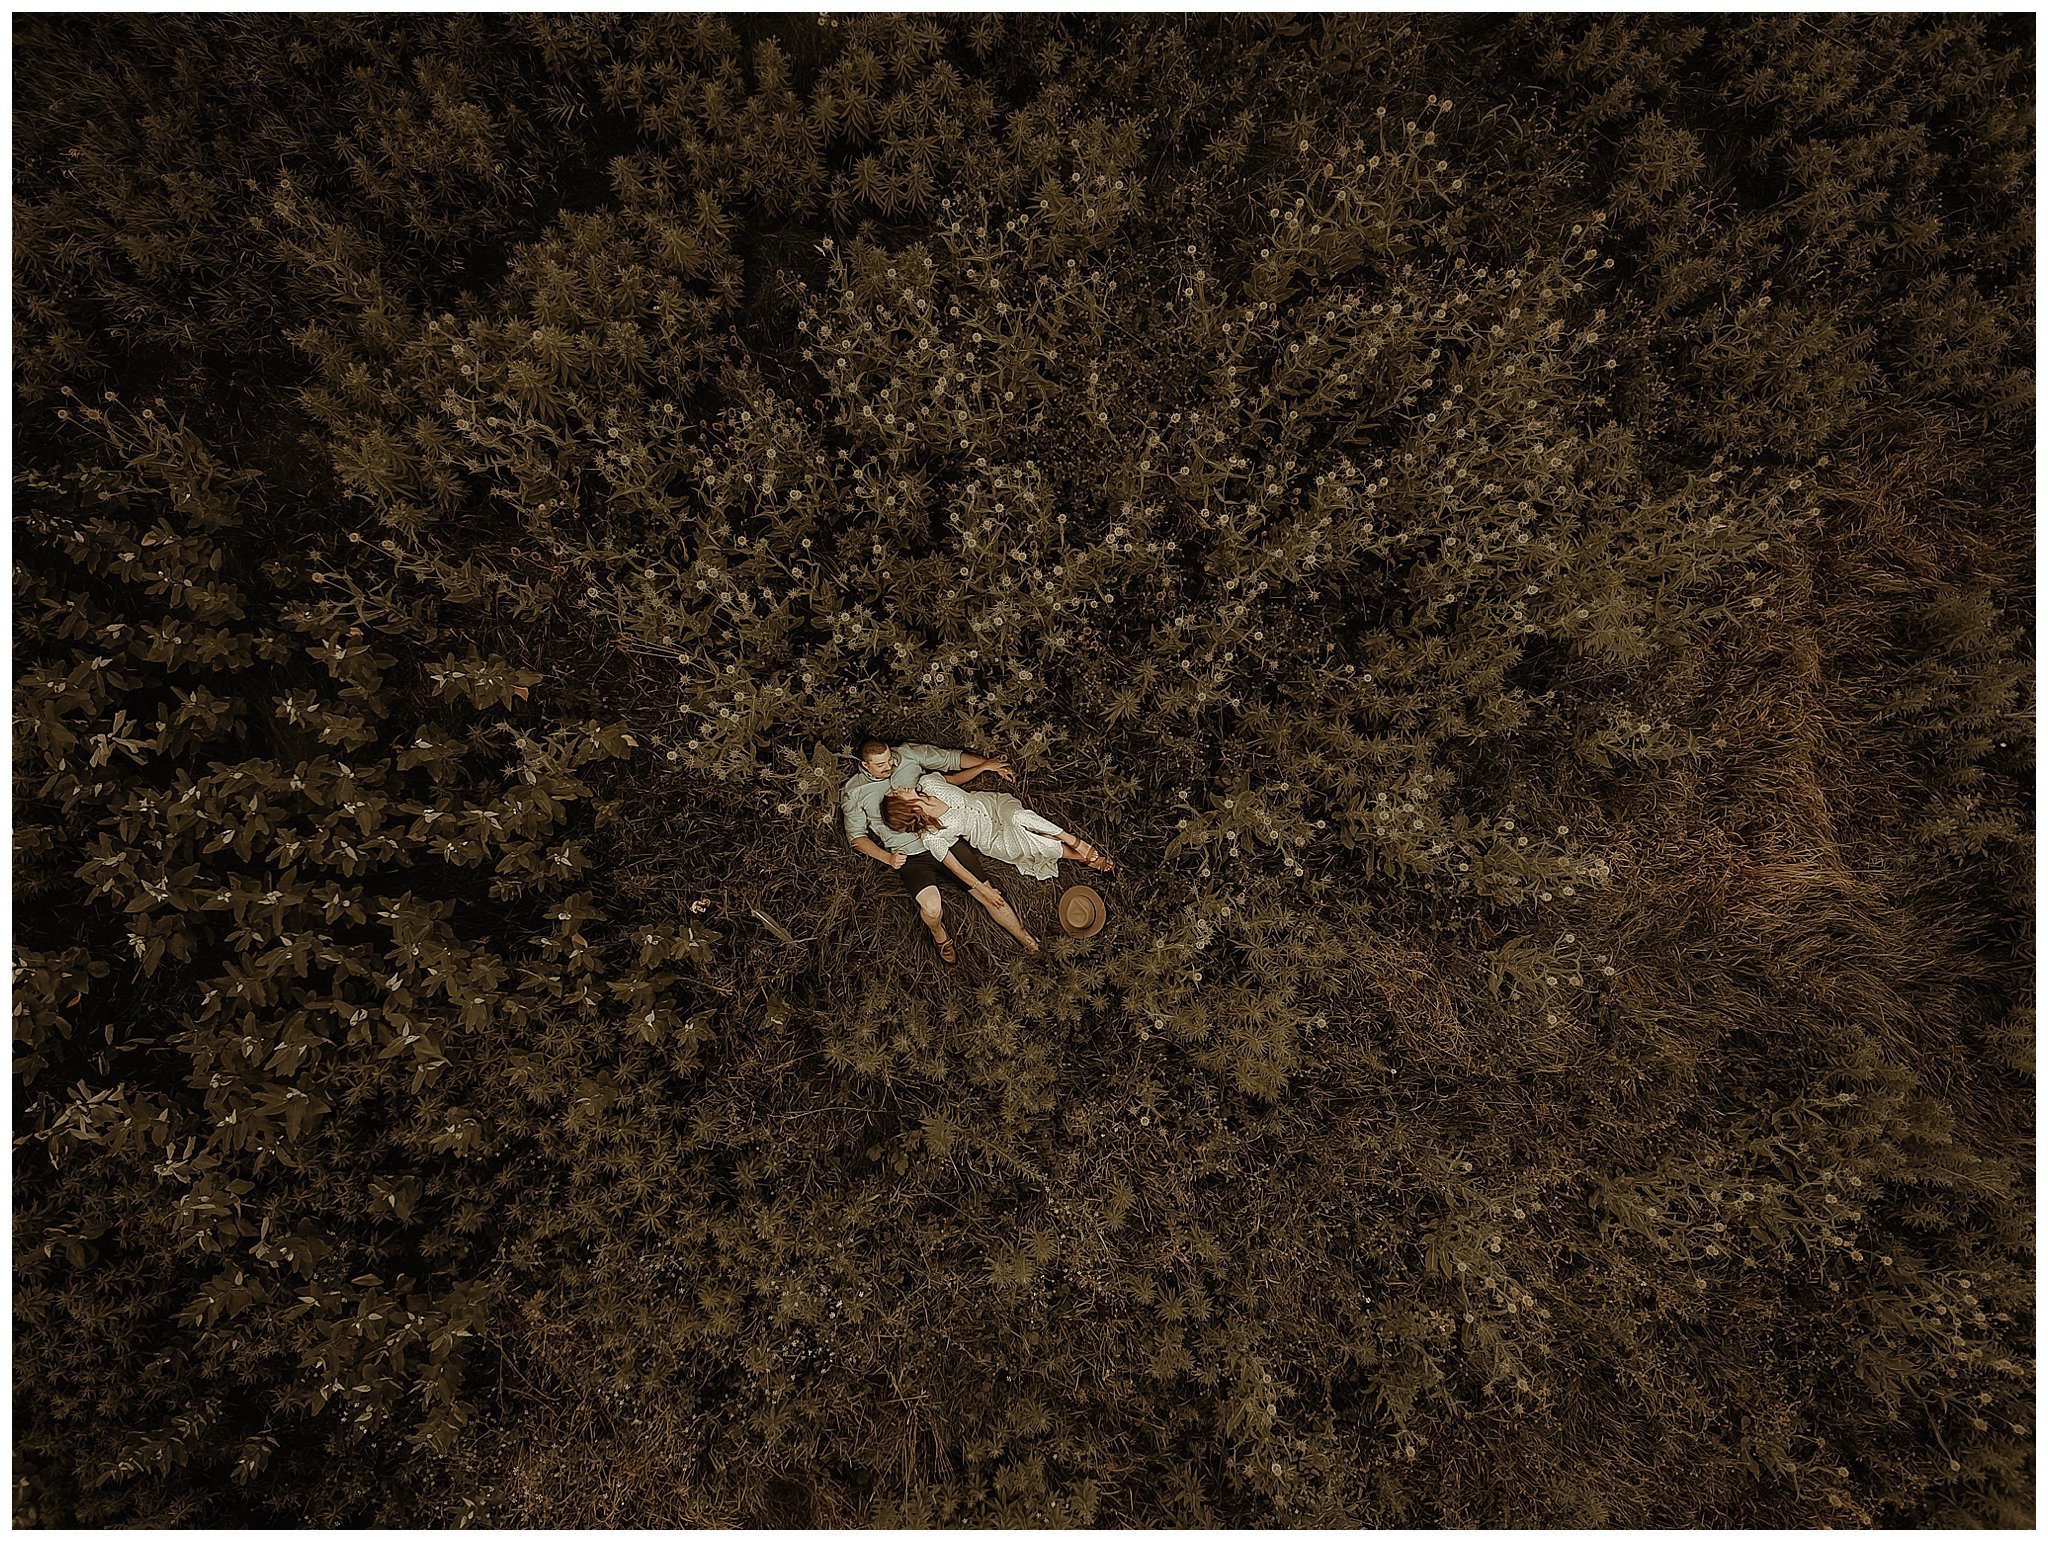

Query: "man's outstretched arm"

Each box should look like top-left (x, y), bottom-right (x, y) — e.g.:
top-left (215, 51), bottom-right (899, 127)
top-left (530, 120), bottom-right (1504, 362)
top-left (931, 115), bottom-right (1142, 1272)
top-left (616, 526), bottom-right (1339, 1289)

top-left (944, 749), bottom-right (1014, 786)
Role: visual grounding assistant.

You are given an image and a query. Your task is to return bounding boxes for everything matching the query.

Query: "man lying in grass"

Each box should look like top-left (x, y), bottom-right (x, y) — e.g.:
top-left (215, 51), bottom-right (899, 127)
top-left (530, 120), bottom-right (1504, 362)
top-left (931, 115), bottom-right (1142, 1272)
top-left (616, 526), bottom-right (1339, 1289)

top-left (841, 738), bottom-right (1114, 965)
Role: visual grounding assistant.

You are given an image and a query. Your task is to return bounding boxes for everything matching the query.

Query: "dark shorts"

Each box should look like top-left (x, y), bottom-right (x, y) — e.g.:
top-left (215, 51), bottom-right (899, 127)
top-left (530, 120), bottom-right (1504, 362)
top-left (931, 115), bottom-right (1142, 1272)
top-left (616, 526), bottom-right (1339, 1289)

top-left (893, 843), bottom-right (990, 902)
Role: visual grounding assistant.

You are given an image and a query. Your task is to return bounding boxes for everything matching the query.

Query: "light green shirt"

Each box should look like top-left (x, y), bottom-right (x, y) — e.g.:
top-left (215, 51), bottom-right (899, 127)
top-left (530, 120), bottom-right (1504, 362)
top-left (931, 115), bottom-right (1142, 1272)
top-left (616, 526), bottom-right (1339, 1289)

top-left (840, 743), bottom-right (965, 854)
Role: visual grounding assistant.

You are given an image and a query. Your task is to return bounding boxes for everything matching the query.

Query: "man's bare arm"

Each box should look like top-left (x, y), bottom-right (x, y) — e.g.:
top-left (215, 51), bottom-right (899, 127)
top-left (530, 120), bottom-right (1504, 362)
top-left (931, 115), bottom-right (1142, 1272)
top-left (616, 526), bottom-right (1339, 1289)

top-left (945, 750), bottom-right (1014, 786)
top-left (851, 835), bottom-right (900, 865)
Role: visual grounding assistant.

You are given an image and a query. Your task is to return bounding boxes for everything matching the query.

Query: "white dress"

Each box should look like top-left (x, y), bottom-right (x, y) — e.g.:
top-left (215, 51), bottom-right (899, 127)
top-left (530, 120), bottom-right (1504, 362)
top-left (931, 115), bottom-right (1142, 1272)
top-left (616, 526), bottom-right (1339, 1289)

top-left (913, 773), bottom-right (1066, 880)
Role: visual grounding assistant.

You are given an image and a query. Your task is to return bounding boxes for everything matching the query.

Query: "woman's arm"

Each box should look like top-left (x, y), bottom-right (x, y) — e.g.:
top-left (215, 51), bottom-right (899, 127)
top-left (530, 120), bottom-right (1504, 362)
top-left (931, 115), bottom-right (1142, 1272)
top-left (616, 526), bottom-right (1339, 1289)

top-left (940, 847), bottom-right (994, 896)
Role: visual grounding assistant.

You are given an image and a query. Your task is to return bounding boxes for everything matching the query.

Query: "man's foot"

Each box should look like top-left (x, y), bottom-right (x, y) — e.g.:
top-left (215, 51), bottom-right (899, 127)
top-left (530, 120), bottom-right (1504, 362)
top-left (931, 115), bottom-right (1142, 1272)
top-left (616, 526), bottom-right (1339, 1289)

top-left (931, 928), bottom-right (957, 965)
top-left (1021, 932), bottom-right (1041, 955)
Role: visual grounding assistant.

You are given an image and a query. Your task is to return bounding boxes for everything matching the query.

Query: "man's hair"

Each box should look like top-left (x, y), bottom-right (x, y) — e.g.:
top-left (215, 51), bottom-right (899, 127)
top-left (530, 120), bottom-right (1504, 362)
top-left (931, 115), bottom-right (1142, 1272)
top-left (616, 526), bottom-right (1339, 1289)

top-left (882, 786), bottom-right (936, 833)
top-left (858, 739), bottom-right (891, 762)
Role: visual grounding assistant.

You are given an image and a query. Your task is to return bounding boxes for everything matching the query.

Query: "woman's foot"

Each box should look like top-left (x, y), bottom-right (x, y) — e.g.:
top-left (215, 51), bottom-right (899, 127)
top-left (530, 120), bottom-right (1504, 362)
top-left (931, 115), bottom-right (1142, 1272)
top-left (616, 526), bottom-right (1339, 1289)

top-left (1072, 838), bottom-right (1116, 873)
top-left (930, 927), bottom-right (957, 965)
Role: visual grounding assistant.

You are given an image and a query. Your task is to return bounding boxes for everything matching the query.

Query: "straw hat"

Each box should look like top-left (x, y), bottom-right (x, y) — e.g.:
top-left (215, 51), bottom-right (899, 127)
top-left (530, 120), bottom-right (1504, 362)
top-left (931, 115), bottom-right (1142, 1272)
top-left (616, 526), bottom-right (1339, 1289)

top-left (1057, 884), bottom-right (1108, 938)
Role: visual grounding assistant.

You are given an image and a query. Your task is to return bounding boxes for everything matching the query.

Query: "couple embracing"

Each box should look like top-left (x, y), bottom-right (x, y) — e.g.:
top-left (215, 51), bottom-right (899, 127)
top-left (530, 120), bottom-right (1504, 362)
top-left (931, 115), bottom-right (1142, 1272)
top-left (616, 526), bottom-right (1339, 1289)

top-left (840, 738), bottom-right (1115, 964)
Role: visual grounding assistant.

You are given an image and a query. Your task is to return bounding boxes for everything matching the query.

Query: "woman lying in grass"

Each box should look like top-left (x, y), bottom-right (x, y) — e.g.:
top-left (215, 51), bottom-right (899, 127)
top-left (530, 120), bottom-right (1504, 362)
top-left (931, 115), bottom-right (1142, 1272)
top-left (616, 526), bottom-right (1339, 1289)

top-left (881, 774), bottom-right (1115, 961)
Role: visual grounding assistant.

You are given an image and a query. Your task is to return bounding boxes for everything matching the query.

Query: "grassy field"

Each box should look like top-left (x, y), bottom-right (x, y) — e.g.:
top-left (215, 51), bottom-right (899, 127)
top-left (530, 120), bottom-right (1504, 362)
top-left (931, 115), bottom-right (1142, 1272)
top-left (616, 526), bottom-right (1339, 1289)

top-left (13, 13), bottom-right (2033, 1527)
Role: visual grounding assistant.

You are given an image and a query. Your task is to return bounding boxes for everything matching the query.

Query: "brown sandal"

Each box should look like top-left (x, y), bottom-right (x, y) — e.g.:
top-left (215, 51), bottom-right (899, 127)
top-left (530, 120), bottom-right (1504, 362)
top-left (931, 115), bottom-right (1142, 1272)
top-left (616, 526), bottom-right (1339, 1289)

top-left (1074, 838), bottom-right (1116, 874)
top-left (931, 928), bottom-right (957, 965)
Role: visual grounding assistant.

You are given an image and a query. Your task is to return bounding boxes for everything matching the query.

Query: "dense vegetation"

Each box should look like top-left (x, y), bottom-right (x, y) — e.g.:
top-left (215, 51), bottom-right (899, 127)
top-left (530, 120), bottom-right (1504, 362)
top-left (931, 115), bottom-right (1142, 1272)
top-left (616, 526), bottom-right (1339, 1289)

top-left (13, 13), bottom-right (2033, 1527)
